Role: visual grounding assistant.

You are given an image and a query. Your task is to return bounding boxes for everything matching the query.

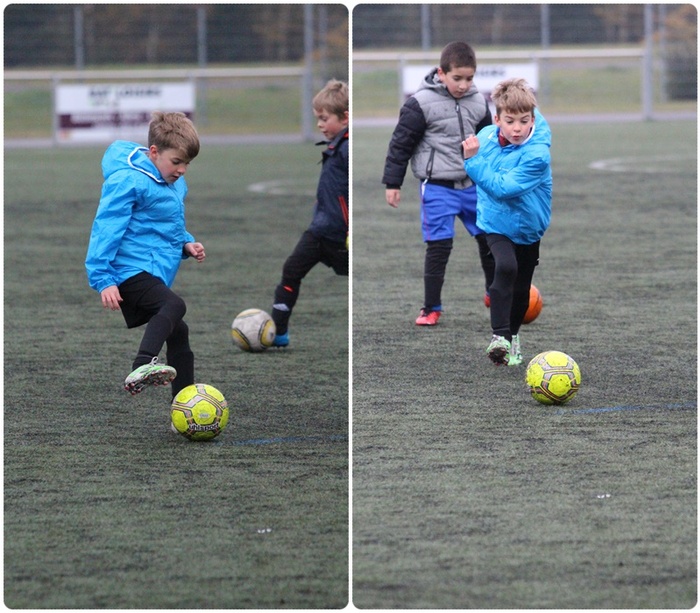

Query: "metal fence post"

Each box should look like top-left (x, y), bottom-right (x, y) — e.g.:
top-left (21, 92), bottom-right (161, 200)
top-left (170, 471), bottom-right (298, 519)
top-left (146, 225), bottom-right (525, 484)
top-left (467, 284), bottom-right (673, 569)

top-left (51, 74), bottom-right (59, 146)
top-left (642, 4), bottom-right (654, 120)
top-left (73, 6), bottom-right (84, 70)
top-left (302, 4), bottom-right (314, 141)
top-left (197, 6), bottom-right (208, 126)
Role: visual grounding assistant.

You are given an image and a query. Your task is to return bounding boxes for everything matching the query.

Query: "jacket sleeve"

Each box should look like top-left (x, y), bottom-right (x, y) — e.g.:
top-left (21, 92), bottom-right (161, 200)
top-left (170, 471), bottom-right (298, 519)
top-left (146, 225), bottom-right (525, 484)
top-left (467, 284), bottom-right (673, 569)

top-left (332, 137), bottom-right (349, 232)
top-left (180, 180), bottom-right (196, 256)
top-left (340, 136), bottom-right (349, 205)
top-left (465, 145), bottom-right (550, 200)
top-left (85, 172), bottom-right (137, 292)
top-left (382, 97), bottom-right (426, 188)
top-left (474, 99), bottom-right (493, 134)
top-left (181, 230), bottom-right (196, 258)
top-left (339, 136), bottom-right (349, 181)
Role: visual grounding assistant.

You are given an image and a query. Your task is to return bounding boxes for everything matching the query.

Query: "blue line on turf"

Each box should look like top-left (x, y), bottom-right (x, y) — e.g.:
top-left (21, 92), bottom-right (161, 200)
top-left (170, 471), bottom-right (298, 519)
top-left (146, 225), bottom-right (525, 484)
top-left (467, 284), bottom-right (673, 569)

top-left (233, 434), bottom-right (348, 446)
top-left (554, 401), bottom-right (696, 416)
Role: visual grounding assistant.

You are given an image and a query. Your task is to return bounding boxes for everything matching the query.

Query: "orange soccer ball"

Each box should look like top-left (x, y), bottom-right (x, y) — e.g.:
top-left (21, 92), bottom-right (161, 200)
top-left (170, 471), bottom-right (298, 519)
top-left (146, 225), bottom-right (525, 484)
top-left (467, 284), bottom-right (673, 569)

top-left (522, 284), bottom-right (543, 324)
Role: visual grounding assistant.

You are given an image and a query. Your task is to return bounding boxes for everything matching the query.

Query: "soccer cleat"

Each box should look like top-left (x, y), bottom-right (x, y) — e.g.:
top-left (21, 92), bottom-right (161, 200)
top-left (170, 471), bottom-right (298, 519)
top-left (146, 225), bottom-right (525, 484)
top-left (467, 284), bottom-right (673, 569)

top-left (487, 335), bottom-right (511, 365)
top-left (484, 292), bottom-right (491, 308)
top-left (415, 308), bottom-right (441, 326)
top-left (272, 332), bottom-right (289, 348)
top-left (508, 334), bottom-right (523, 366)
top-left (124, 357), bottom-right (177, 395)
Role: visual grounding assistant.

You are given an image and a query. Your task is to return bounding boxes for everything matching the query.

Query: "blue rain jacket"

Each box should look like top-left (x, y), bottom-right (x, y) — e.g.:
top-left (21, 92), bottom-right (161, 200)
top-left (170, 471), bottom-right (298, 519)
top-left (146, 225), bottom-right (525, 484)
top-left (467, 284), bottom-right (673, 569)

top-left (464, 108), bottom-right (552, 245)
top-left (86, 140), bottom-right (195, 293)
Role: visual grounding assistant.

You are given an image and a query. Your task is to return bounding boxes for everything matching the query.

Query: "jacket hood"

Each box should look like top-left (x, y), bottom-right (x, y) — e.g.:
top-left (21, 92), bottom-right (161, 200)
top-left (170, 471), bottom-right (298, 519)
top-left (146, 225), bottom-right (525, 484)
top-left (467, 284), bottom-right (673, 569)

top-left (418, 67), bottom-right (480, 99)
top-left (521, 108), bottom-right (551, 148)
top-left (101, 140), bottom-right (166, 183)
top-left (486, 108), bottom-right (551, 150)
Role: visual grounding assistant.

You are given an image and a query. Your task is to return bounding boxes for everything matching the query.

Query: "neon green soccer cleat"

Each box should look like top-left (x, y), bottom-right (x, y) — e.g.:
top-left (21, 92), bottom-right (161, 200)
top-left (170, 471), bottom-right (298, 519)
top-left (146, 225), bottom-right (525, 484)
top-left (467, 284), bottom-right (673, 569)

top-left (508, 334), bottom-right (523, 366)
top-left (487, 335), bottom-right (511, 366)
top-left (124, 357), bottom-right (177, 395)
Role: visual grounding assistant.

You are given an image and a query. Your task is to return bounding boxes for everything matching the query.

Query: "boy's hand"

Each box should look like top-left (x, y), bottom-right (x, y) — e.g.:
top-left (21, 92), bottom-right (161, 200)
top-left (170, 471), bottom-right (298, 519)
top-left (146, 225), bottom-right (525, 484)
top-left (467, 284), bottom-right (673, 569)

top-left (100, 285), bottom-right (122, 311)
top-left (386, 188), bottom-right (401, 208)
top-left (462, 135), bottom-right (480, 159)
top-left (185, 242), bottom-right (206, 263)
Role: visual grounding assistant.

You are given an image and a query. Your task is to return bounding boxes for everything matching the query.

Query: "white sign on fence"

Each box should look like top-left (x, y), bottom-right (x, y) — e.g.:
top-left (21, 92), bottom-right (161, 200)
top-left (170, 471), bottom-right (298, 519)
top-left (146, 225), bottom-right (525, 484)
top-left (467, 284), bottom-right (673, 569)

top-left (402, 63), bottom-right (539, 102)
top-left (55, 82), bottom-right (195, 143)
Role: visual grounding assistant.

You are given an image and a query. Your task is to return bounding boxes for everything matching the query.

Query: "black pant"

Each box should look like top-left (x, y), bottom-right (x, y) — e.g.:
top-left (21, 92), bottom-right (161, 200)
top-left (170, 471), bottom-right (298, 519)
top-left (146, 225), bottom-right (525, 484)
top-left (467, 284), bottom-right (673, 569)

top-left (423, 234), bottom-right (495, 309)
top-left (118, 272), bottom-right (194, 398)
top-left (486, 235), bottom-right (540, 339)
top-left (272, 230), bottom-right (348, 335)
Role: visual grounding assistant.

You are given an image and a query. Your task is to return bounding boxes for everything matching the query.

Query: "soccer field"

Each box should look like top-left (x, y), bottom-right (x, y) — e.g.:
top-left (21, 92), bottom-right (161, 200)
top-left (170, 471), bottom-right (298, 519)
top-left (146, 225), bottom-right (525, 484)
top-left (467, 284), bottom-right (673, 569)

top-left (351, 120), bottom-right (697, 608)
top-left (4, 142), bottom-right (349, 607)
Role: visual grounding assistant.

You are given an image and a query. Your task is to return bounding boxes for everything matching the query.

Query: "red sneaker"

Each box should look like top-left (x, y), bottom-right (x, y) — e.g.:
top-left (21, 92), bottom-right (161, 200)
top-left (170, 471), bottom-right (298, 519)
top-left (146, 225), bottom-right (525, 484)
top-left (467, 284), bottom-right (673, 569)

top-left (415, 308), bottom-right (441, 326)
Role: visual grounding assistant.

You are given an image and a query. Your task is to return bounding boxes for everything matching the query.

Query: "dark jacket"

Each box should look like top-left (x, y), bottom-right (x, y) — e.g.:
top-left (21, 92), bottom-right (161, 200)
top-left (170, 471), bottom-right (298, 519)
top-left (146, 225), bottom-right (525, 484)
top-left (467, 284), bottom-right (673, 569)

top-left (309, 128), bottom-right (349, 243)
top-left (383, 68), bottom-right (492, 188)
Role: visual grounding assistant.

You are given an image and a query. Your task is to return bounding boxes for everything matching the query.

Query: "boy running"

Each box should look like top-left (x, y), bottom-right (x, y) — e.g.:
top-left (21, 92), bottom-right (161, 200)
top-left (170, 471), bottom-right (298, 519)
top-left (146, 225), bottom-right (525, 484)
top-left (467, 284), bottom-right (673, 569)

top-left (383, 41), bottom-right (494, 326)
top-left (462, 78), bottom-right (553, 365)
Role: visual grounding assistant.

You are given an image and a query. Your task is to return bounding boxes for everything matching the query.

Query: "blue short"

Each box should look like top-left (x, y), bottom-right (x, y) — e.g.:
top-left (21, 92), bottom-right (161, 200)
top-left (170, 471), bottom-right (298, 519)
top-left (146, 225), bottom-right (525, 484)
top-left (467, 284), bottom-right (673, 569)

top-left (419, 181), bottom-right (481, 242)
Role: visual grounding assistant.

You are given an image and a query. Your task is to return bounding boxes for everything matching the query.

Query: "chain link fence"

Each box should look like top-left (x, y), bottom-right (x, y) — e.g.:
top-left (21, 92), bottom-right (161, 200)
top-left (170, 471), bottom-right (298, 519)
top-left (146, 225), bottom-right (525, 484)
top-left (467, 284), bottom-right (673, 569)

top-left (353, 3), bottom-right (697, 117)
top-left (4, 4), bottom-right (348, 143)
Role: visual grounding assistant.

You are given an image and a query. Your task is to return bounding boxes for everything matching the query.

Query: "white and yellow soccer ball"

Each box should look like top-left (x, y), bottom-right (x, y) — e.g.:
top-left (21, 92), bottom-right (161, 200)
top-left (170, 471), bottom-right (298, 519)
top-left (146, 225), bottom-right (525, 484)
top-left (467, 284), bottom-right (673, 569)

top-left (171, 383), bottom-right (229, 441)
top-left (525, 350), bottom-right (581, 405)
top-left (231, 308), bottom-right (276, 352)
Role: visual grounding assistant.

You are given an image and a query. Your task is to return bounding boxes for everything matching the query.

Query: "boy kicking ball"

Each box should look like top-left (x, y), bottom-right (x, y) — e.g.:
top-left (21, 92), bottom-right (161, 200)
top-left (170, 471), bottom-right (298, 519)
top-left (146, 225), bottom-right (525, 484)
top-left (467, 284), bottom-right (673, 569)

top-left (86, 111), bottom-right (206, 396)
top-left (269, 79), bottom-right (349, 347)
top-left (462, 78), bottom-right (552, 366)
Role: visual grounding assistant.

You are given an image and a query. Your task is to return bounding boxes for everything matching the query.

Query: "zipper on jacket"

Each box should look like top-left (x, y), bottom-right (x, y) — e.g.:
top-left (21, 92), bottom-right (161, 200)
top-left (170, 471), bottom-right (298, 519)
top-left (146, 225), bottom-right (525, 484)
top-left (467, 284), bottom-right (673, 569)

top-left (455, 99), bottom-right (474, 183)
top-left (455, 100), bottom-right (466, 140)
top-left (425, 149), bottom-right (435, 180)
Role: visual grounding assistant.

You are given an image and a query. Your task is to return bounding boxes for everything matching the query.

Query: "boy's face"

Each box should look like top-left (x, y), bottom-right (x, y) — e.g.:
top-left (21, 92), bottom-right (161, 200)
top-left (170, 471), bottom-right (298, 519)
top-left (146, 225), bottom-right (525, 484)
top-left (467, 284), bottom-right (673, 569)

top-left (148, 146), bottom-right (191, 183)
top-left (495, 110), bottom-right (535, 146)
top-left (314, 108), bottom-right (349, 141)
top-left (437, 65), bottom-right (475, 99)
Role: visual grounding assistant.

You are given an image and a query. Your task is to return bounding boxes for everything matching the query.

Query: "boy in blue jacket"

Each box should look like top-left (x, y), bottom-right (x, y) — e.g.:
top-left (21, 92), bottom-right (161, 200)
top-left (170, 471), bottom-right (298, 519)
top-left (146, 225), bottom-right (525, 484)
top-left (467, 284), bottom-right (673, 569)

top-left (270, 79), bottom-right (349, 347)
top-left (86, 111), bottom-right (206, 396)
top-left (462, 78), bottom-right (552, 366)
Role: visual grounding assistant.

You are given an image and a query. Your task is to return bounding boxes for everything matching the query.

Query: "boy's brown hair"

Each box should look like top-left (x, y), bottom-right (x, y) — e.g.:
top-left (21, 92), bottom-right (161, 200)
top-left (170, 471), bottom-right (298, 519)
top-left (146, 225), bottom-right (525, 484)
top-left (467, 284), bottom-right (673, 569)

top-left (312, 79), bottom-right (349, 119)
top-left (148, 111), bottom-right (200, 160)
top-left (491, 78), bottom-right (538, 116)
top-left (439, 41), bottom-right (477, 73)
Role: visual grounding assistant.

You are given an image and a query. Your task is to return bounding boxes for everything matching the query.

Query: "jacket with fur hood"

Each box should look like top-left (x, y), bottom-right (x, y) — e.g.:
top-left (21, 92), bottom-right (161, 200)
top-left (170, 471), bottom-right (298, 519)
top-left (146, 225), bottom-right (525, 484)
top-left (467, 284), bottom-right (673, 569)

top-left (383, 67), bottom-right (492, 188)
top-left (86, 140), bottom-right (195, 293)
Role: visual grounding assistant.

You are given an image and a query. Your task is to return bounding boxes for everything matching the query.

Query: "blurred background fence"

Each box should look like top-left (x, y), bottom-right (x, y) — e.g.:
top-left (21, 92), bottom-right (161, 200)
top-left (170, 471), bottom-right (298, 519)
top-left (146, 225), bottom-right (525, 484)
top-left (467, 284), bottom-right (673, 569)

top-left (4, 4), bottom-right (349, 144)
top-left (353, 3), bottom-right (696, 122)
top-left (3, 4), bottom-right (696, 144)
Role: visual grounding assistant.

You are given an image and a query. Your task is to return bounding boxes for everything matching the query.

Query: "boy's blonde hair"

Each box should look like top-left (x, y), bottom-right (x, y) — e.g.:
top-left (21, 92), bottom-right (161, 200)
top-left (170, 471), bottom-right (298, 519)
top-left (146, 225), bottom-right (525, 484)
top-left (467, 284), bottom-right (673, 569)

top-left (312, 79), bottom-right (348, 119)
top-left (148, 111), bottom-right (200, 160)
top-left (491, 78), bottom-right (538, 116)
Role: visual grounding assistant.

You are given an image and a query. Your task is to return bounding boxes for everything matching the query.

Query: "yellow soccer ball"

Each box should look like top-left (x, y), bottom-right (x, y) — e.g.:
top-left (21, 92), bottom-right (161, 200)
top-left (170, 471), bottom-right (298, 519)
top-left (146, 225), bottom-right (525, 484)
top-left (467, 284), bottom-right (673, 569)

top-left (171, 383), bottom-right (229, 440)
top-left (525, 350), bottom-right (581, 405)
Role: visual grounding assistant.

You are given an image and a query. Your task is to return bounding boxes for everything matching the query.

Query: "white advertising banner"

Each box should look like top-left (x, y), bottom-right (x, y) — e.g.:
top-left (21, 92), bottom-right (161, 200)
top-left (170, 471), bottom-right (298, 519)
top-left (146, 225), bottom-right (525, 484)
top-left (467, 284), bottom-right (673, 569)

top-left (402, 63), bottom-right (539, 102)
top-left (55, 82), bottom-right (195, 143)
